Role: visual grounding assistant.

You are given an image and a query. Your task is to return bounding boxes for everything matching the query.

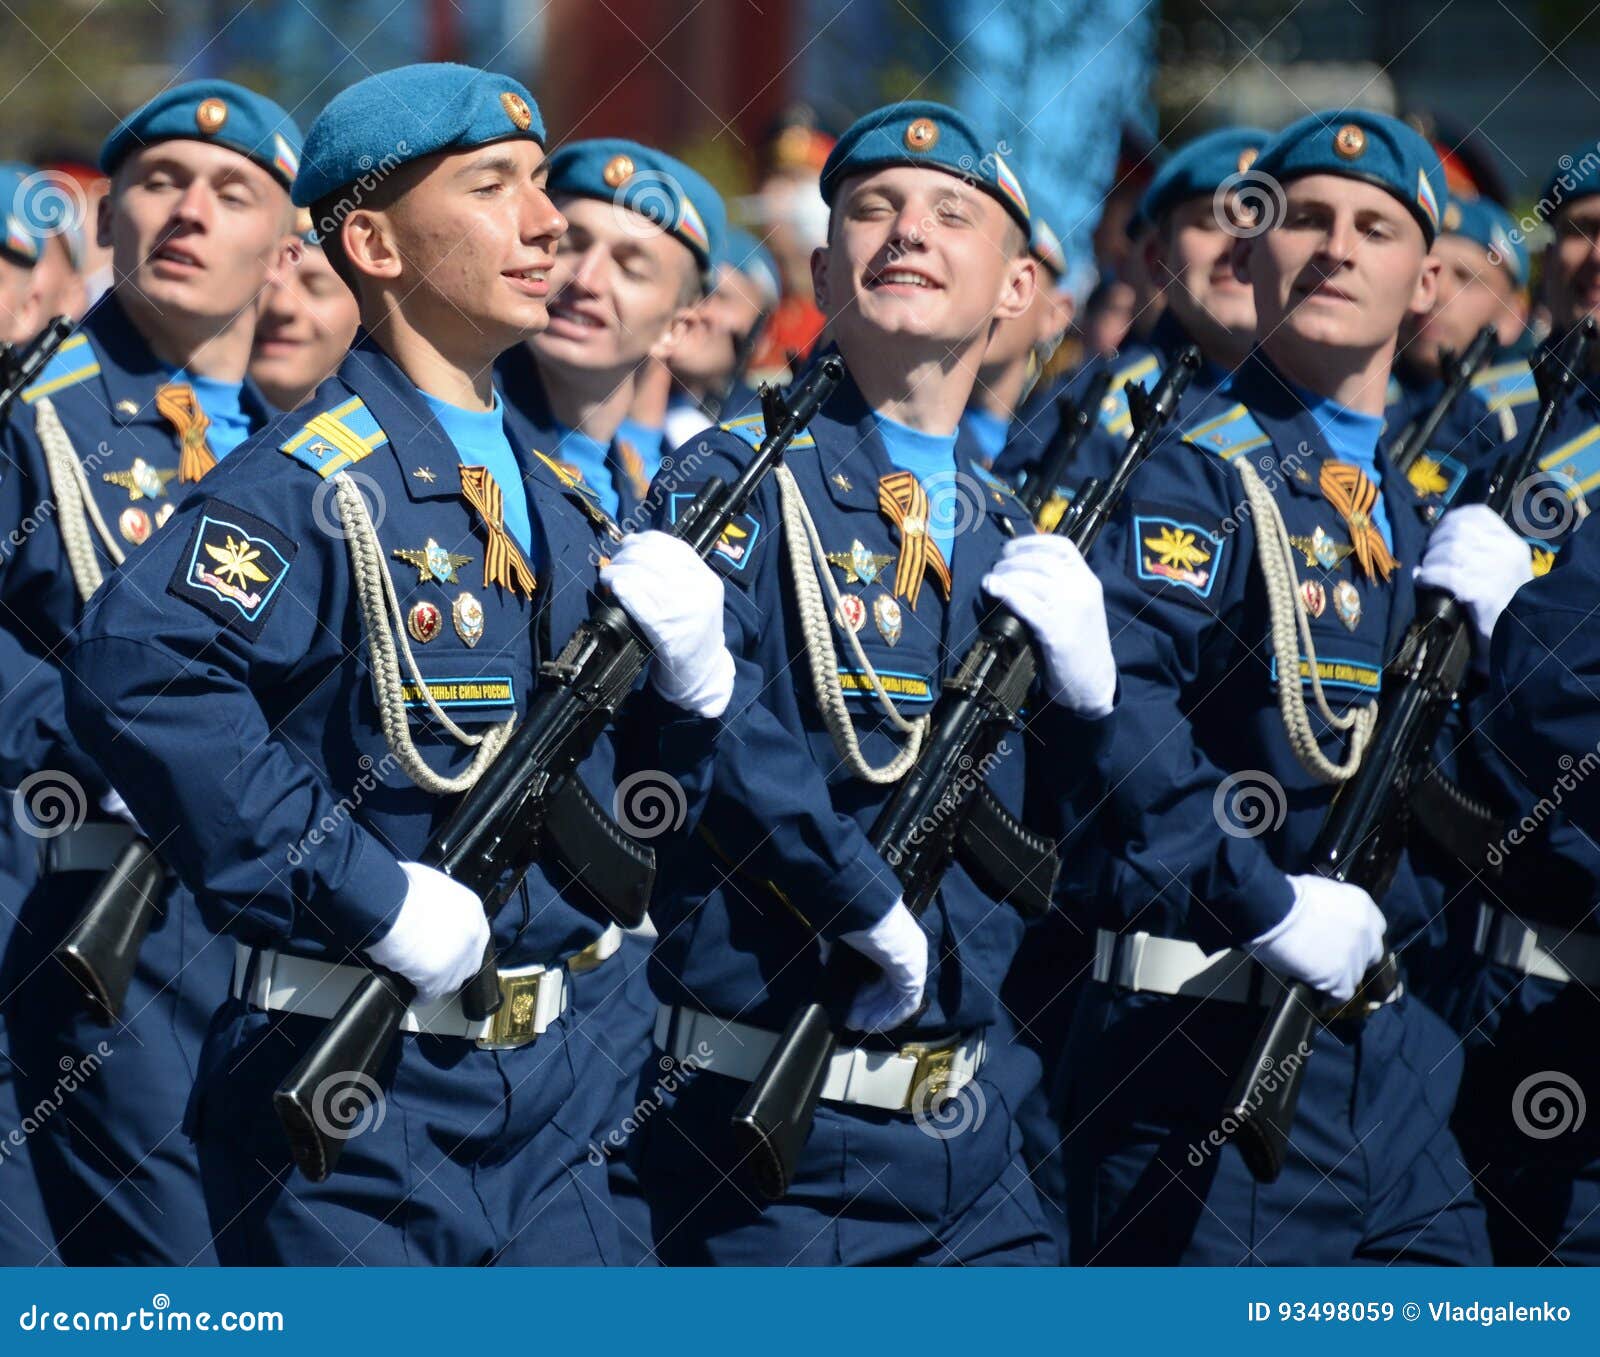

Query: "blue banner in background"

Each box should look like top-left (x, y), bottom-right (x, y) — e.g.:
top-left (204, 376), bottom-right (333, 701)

top-left (0, 1268), bottom-right (1593, 1353)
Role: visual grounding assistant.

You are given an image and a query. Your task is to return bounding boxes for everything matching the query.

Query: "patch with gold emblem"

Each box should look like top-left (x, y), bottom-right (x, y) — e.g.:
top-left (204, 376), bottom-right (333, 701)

top-left (1531, 545), bottom-right (1556, 577)
top-left (1405, 451), bottom-right (1466, 505)
top-left (104, 458), bottom-right (178, 501)
top-left (1332, 579), bottom-right (1362, 631)
top-left (1300, 579), bottom-right (1326, 618)
top-left (668, 492), bottom-right (760, 572)
top-left (118, 507), bottom-right (152, 546)
top-left (408, 600), bottom-right (443, 644)
top-left (1132, 511), bottom-right (1224, 600)
top-left (453, 591), bottom-right (485, 647)
top-left (393, 539), bottom-right (473, 586)
top-left (168, 502), bottom-right (295, 639)
top-left (873, 593), bottom-right (903, 645)
top-left (835, 593), bottom-right (867, 634)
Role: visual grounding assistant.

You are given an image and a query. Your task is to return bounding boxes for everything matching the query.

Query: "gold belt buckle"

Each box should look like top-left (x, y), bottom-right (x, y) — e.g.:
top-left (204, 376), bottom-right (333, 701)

top-left (898, 1039), bottom-right (959, 1111)
top-left (477, 970), bottom-right (545, 1050)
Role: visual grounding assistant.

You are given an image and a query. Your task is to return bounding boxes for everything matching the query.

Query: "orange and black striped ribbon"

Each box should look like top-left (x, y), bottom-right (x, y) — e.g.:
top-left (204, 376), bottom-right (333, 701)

top-left (616, 438), bottom-right (650, 500)
top-left (878, 470), bottom-right (951, 608)
top-left (155, 383), bottom-right (216, 483)
top-left (1319, 460), bottom-right (1398, 583)
top-left (458, 464), bottom-right (537, 600)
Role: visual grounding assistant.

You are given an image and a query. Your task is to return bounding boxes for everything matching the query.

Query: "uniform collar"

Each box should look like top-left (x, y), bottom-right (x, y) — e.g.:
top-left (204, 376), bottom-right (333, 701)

top-left (339, 333), bottom-right (467, 503)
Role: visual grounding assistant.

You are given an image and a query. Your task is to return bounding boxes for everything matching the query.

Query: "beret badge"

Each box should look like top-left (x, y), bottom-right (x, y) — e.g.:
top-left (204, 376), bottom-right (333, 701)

top-left (1237, 146), bottom-right (1259, 173)
top-left (602, 153), bottom-right (635, 188)
top-left (500, 91), bottom-right (533, 132)
top-left (1333, 123), bottom-right (1366, 160)
top-left (904, 117), bottom-right (939, 152)
top-left (1443, 201), bottom-right (1462, 230)
top-left (195, 98), bottom-right (229, 135)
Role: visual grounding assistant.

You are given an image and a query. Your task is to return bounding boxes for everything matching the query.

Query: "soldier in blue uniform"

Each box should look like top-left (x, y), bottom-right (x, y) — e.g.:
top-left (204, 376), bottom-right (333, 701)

top-left (62, 63), bottom-right (736, 1266)
top-left (0, 81), bottom-right (303, 1265)
top-left (1058, 110), bottom-right (1521, 1264)
top-left (633, 100), bottom-right (1118, 1265)
top-left (994, 127), bottom-right (1267, 518)
top-left (498, 140), bottom-right (726, 529)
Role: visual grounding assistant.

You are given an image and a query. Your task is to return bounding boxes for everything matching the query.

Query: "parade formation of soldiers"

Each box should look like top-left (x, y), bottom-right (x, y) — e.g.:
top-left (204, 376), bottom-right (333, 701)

top-left (0, 56), bottom-right (1595, 1269)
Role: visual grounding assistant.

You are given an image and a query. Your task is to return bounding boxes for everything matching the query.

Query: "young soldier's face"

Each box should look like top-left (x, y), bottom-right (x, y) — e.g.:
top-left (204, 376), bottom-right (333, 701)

top-left (669, 262), bottom-right (764, 386)
top-left (814, 166), bottom-right (1035, 352)
top-left (533, 195), bottom-right (699, 376)
top-left (1154, 193), bottom-right (1257, 345)
top-left (370, 139), bottom-right (565, 353)
top-left (250, 240), bottom-right (359, 409)
top-left (1403, 234), bottom-right (1523, 372)
top-left (1241, 174), bottom-right (1436, 353)
top-left (107, 140), bottom-right (292, 328)
top-left (1547, 198), bottom-right (1600, 333)
top-left (0, 254), bottom-right (40, 345)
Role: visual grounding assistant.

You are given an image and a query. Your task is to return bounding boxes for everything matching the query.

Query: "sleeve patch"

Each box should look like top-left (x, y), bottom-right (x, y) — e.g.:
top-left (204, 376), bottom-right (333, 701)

top-left (167, 500), bottom-right (297, 640)
top-left (1131, 510), bottom-right (1225, 599)
top-left (668, 492), bottom-right (761, 572)
top-left (1408, 451), bottom-right (1467, 503)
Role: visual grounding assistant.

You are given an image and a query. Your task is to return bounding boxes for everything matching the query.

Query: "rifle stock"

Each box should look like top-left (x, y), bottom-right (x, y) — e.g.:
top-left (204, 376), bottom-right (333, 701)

top-left (273, 356), bottom-right (845, 1182)
top-left (732, 349), bottom-right (1202, 1199)
top-left (1223, 320), bottom-right (1595, 1183)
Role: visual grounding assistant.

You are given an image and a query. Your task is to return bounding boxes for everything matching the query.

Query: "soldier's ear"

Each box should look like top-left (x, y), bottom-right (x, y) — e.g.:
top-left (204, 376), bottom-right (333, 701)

top-left (1409, 249), bottom-right (1442, 317)
top-left (95, 193), bottom-right (113, 251)
top-left (342, 208), bottom-right (401, 283)
top-left (994, 252), bottom-right (1038, 322)
top-left (810, 245), bottom-right (829, 310)
top-left (649, 300), bottom-right (701, 362)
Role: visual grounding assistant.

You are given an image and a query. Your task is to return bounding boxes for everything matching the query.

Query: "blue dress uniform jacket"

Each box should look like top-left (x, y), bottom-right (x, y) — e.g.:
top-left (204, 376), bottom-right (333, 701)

top-left (1055, 350), bottom-right (1489, 1265)
top-left (0, 295), bottom-right (275, 1265)
top-left (64, 333), bottom-right (702, 1264)
top-left (633, 360), bottom-right (1109, 1265)
top-left (497, 343), bottom-right (655, 529)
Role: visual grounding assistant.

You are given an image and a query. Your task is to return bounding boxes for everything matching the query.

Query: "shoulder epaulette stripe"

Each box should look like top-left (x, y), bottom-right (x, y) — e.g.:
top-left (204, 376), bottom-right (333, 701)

top-left (1182, 402), bottom-right (1270, 461)
top-left (1541, 422), bottom-right (1600, 498)
top-left (1109, 355), bottom-right (1159, 391)
top-left (280, 395), bottom-right (388, 478)
top-left (717, 417), bottom-right (815, 450)
top-left (1183, 402), bottom-right (1249, 442)
top-left (21, 333), bottom-right (99, 403)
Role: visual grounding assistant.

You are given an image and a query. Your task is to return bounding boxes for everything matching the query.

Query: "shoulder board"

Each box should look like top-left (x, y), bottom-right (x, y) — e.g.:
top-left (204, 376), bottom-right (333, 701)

top-left (973, 463), bottom-right (1021, 501)
top-left (718, 413), bottom-right (816, 451)
top-left (21, 331), bottom-right (101, 404)
top-left (1538, 422), bottom-right (1600, 501)
top-left (1097, 353), bottom-right (1161, 437)
top-left (279, 395), bottom-right (389, 478)
top-left (1180, 402), bottom-right (1271, 461)
top-left (1471, 359), bottom-right (1537, 410)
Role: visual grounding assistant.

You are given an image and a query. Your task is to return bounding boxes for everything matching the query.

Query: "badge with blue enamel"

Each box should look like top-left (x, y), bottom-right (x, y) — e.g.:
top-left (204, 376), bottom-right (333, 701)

top-left (168, 501), bottom-right (296, 639)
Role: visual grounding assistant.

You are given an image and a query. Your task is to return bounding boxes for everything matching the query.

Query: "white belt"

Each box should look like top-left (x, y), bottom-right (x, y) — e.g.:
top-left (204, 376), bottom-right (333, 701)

top-left (1093, 929), bottom-right (1287, 1005)
top-left (233, 943), bottom-right (571, 1049)
top-left (653, 1004), bottom-right (984, 1114)
top-left (43, 822), bottom-right (141, 875)
top-left (1474, 905), bottom-right (1600, 986)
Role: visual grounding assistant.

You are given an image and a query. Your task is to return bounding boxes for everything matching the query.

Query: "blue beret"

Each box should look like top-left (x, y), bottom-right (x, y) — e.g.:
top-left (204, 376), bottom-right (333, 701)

top-left (294, 63), bottom-right (543, 210)
top-left (1030, 217), bottom-right (1067, 279)
top-left (1539, 143), bottom-right (1600, 217)
top-left (1253, 110), bottom-right (1446, 244)
top-left (722, 226), bottom-right (780, 302)
top-left (546, 138), bottom-right (726, 277)
top-left (1441, 196), bottom-right (1529, 285)
top-left (821, 100), bottom-right (1031, 235)
top-left (1139, 126), bottom-right (1272, 226)
top-left (100, 80), bottom-right (303, 193)
top-left (0, 164), bottom-right (41, 266)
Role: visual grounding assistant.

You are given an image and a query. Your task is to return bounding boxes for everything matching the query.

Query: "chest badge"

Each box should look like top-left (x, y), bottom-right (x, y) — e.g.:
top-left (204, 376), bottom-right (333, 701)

top-left (393, 539), bottom-right (473, 586)
top-left (119, 507), bottom-right (152, 546)
top-left (408, 600), bottom-right (443, 643)
top-left (873, 594), bottom-right (904, 646)
top-left (413, 467), bottom-right (437, 484)
top-left (1299, 579), bottom-right (1326, 619)
top-left (1332, 579), bottom-right (1362, 631)
top-left (826, 539), bottom-right (895, 586)
top-left (1289, 525), bottom-right (1355, 572)
top-left (103, 458), bottom-right (178, 501)
top-left (452, 591), bottom-right (485, 647)
top-left (155, 504), bottom-right (174, 530)
top-left (835, 593), bottom-right (867, 633)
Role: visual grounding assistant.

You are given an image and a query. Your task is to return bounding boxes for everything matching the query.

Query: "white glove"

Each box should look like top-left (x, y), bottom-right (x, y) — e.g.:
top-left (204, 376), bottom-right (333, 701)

top-left (366, 861), bottom-right (490, 1004)
top-left (1414, 504), bottom-right (1533, 648)
top-left (1248, 874), bottom-right (1387, 1003)
top-left (99, 789), bottom-right (141, 834)
top-left (981, 534), bottom-right (1116, 717)
top-left (836, 899), bottom-right (929, 1032)
top-left (601, 530), bottom-right (736, 719)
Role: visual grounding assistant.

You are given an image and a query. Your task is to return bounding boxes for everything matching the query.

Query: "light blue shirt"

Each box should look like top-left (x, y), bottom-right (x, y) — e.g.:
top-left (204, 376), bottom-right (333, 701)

top-left (172, 371), bottom-right (252, 459)
top-left (960, 406), bottom-right (1010, 467)
top-left (1293, 383), bottom-right (1393, 551)
top-left (421, 389), bottom-right (535, 559)
top-left (873, 412), bottom-right (960, 566)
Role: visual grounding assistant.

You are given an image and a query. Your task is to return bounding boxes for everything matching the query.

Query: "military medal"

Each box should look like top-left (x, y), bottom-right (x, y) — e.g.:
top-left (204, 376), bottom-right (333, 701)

top-left (1288, 525), bottom-right (1355, 572)
top-left (1332, 580), bottom-right (1361, 631)
top-left (873, 594), bottom-right (903, 646)
top-left (103, 458), bottom-right (177, 501)
top-left (452, 591), bottom-right (485, 647)
top-left (393, 538), bottom-right (473, 586)
top-left (407, 600), bottom-right (443, 643)
top-left (835, 593), bottom-right (867, 633)
top-left (118, 507), bottom-right (151, 546)
top-left (1299, 579), bottom-right (1326, 618)
top-left (826, 539), bottom-right (894, 586)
